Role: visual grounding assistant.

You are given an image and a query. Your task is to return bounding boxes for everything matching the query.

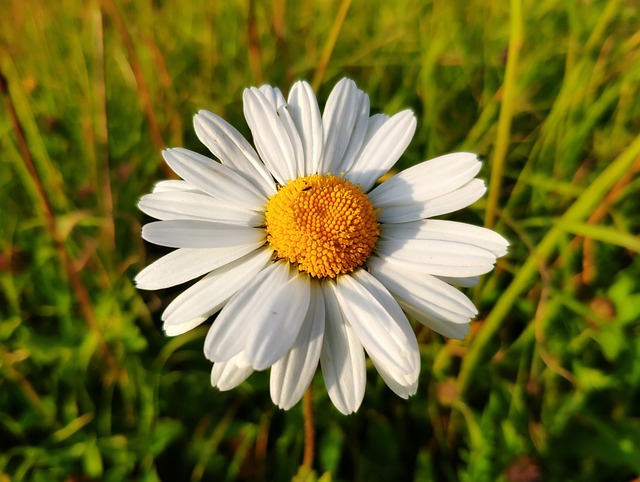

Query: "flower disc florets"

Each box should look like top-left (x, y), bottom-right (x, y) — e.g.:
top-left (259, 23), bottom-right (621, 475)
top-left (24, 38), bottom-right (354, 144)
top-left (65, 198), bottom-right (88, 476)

top-left (265, 174), bottom-right (379, 278)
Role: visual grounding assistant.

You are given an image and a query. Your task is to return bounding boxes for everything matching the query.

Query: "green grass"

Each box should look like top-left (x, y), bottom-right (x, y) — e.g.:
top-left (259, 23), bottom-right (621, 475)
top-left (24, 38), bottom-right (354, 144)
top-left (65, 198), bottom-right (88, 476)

top-left (1, 0), bottom-right (639, 480)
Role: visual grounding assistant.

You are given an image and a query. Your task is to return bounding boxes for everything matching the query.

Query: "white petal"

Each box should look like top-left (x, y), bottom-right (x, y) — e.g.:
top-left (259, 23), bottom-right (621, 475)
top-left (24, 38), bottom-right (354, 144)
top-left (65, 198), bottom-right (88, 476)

top-left (277, 103), bottom-right (306, 179)
top-left (243, 87), bottom-right (297, 184)
top-left (151, 180), bottom-right (200, 193)
top-left (370, 357), bottom-right (418, 399)
top-left (203, 261), bottom-right (289, 364)
top-left (399, 299), bottom-right (470, 340)
top-left (193, 110), bottom-right (277, 196)
top-left (287, 81), bottom-right (323, 175)
top-left (335, 271), bottom-right (418, 375)
top-left (138, 191), bottom-right (264, 226)
top-left (211, 352), bottom-right (254, 391)
top-left (369, 152), bottom-right (481, 206)
top-left (435, 275), bottom-right (481, 288)
top-left (141, 220), bottom-right (264, 249)
top-left (364, 113), bottom-right (390, 139)
top-left (376, 178), bottom-right (487, 223)
top-left (382, 219), bottom-right (509, 257)
top-left (163, 148), bottom-right (267, 210)
top-left (244, 271), bottom-right (311, 370)
top-left (270, 280), bottom-right (325, 410)
top-left (320, 78), bottom-right (366, 174)
top-left (135, 242), bottom-right (265, 290)
top-left (257, 85), bottom-right (306, 178)
top-left (205, 261), bottom-right (309, 370)
top-left (161, 248), bottom-right (273, 334)
top-left (164, 316), bottom-right (208, 337)
top-left (367, 255), bottom-right (477, 327)
top-left (376, 239), bottom-right (497, 277)
top-left (320, 280), bottom-right (366, 415)
top-left (343, 270), bottom-right (420, 397)
top-left (331, 93), bottom-right (370, 175)
top-left (346, 113), bottom-right (390, 179)
top-left (258, 85), bottom-right (286, 109)
top-left (345, 110), bottom-right (416, 191)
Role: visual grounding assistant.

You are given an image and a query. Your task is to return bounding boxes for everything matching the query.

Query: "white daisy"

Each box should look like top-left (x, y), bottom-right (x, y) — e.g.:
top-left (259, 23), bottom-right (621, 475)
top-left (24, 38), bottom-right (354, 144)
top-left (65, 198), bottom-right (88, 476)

top-left (136, 78), bottom-right (508, 414)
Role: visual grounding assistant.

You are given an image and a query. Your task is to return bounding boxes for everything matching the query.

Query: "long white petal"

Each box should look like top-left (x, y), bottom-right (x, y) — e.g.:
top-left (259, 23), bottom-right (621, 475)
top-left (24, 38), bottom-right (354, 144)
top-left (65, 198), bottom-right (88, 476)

top-left (151, 180), bottom-right (200, 193)
top-left (164, 316), bottom-right (208, 337)
top-left (258, 85), bottom-right (286, 109)
top-left (369, 152), bottom-right (480, 206)
top-left (203, 261), bottom-right (289, 364)
top-left (211, 352), bottom-right (254, 391)
top-left (434, 275), bottom-right (481, 288)
top-left (141, 220), bottom-right (264, 249)
top-left (345, 110), bottom-right (416, 191)
top-left (347, 113), bottom-right (389, 178)
top-left (270, 280), bottom-right (325, 409)
top-left (244, 270), bottom-right (311, 370)
top-left (193, 110), bottom-right (277, 196)
top-left (376, 239), bottom-right (498, 277)
top-left (287, 81), bottom-right (323, 175)
top-left (243, 87), bottom-right (297, 184)
top-left (320, 280), bottom-right (366, 415)
top-left (163, 148), bottom-right (267, 210)
top-left (363, 113), bottom-right (389, 139)
top-left (370, 357), bottom-right (419, 399)
top-left (381, 219), bottom-right (509, 257)
top-left (258, 85), bottom-right (306, 178)
top-left (277, 101), bottom-right (306, 180)
top-left (161, 248), bottom-right (273, 334)
top-left (335, 271), bottom-right (418, 375)
top-left (320, 79), bottom-right (365, 174)
top-left (332, 93), bottom-right (370, 175)
top-left (376, 179), bottom-right (487, 223)
top-left (135, 243), bottom-right (264, 290)
top-left (368, 255), bottom-right (477, 327)
top-left (399, 299), bottom-right (470, 340)
top-left (138, 191), bottom-right (264, 226)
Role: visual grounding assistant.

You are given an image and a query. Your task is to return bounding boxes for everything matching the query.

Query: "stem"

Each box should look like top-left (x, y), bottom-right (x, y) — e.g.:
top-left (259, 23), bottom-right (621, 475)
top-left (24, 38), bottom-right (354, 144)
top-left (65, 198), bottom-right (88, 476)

top-left (302, 386), bottom-right (315, 468)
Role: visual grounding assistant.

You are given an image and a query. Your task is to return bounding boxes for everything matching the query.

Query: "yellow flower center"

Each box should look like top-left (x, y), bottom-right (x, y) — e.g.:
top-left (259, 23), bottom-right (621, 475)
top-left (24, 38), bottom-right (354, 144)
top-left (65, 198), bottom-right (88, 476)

top-left (264, 174), bottom-right (379, 278)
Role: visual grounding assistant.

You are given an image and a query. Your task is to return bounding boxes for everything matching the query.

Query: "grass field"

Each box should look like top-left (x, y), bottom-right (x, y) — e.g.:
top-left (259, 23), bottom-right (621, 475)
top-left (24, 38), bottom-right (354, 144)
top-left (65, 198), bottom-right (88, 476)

top-left (1, 0), bottom-right (640, 480)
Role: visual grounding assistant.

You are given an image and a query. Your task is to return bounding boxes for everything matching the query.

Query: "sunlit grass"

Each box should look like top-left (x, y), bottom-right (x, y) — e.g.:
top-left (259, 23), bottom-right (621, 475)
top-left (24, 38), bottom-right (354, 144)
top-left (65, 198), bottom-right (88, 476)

top-left (1, 0), bottom-right (639, 480)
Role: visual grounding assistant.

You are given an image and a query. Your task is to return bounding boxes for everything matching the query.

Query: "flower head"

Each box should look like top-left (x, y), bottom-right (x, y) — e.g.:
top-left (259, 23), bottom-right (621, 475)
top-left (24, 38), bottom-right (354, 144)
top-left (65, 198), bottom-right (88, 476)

top-left (136, 78), bottom-right (508, 414)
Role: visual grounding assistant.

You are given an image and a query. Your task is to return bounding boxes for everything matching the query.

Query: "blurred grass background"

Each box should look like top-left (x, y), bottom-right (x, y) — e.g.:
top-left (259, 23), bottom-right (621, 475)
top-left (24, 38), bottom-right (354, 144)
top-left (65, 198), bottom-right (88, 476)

top-left (1, 0), bottom-right (640, 480)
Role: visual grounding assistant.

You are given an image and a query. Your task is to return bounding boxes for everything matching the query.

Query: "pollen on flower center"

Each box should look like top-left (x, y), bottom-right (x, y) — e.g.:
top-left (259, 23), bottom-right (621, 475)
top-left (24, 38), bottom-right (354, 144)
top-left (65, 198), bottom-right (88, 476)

top-left (264, 174), bottom-right (379, 278)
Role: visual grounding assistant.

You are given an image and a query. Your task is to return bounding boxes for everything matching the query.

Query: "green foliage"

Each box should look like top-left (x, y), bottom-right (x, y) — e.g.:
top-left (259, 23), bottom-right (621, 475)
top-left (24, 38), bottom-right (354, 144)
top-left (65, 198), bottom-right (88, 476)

top-left (1, 0), bottom-right (639, 480)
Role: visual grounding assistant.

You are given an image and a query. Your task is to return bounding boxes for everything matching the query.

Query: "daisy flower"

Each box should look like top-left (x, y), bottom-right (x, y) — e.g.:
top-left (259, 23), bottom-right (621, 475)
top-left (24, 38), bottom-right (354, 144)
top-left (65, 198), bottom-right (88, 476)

top-left (136, 78), bottom-right (508, 414)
